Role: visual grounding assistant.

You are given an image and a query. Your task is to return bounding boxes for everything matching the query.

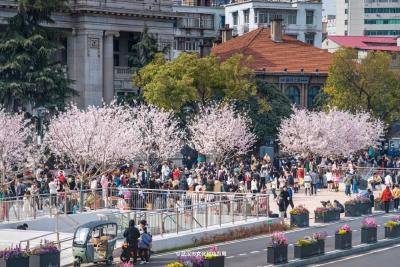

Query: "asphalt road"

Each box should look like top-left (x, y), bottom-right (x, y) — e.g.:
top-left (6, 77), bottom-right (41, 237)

top-left (308, 243), bottom-right (400, 267)
top-left (81, 211), bottom-right (400, 267)
top-left (147, 212), bottom-right (399, 267)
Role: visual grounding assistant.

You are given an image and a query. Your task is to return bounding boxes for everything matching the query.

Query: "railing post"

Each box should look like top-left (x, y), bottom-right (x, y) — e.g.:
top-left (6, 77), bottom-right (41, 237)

top-left (176, 208), bottom-right (179, 234)
top-left (256, 195), bottom-right (260, 220)
top-left (79, 190), bottom-right (83, 213)
top-left (231, 201), bottom-right (234, 224)
top-left (32, 197), bottom-right (36, 219)
top-left (64, 193), bottom-right (67, 215)
top-left (191, 204), bottom-right (194, 232)
top-left (160, 211), bottom-right (163, 237)
top-left (244, 197), bottom-right (247, 222)
top-left (17, 199), bottom-right (20, 220)
top-left (219, 201), bottom-right (222, 227)
top-left (27, 240), bottom-right (30, 250)
top-left (205, 205), bottom-right (208, 229)
top-left (94, 191), bottom-right (97, 210)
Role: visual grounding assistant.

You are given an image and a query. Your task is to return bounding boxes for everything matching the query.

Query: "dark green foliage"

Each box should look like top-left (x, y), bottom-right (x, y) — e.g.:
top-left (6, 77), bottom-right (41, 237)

top-left (0, 0), bottom-right (75, 111)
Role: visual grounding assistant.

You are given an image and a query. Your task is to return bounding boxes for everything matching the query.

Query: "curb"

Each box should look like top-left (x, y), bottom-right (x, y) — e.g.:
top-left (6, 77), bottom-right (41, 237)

top-left (274, 236), bottom-right (400, 267)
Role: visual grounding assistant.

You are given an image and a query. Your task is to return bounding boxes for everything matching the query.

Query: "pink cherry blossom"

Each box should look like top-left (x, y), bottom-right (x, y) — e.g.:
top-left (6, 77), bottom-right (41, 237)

top-left (278, 107), bottom-right (384, 158)
top-left (0, 109), bottom-right (32, 183)
top-left (188, 103), bottom-right (256, 164)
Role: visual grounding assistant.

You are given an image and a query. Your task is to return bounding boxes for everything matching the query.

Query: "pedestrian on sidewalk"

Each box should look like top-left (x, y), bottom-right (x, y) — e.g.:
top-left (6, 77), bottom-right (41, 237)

top-left (287, 186), bottom-right (294, 209)
top-left (381, 185), bottom-right (393, 213)
top-left (310, 171), bottom-right (318, 195)
top-left (343, 173), bottom-right (352, 197)
top-left (277, 188), bottom-right (289, 218)
top-left (138, 227), bottom-right (152, 264)
top-left (392, 184), bottom-right (400, 210)
top-left (304, 172), bottom-right (312, 196)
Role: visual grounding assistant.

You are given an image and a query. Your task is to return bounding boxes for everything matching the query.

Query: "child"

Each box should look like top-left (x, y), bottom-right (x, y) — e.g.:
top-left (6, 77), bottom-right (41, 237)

top-left (138, 227), bottom-right (152, 264)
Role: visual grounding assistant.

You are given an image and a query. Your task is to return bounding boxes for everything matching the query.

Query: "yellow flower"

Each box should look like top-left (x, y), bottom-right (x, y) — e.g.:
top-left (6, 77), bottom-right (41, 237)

top-left (166, 262), bottom-right (184, 267)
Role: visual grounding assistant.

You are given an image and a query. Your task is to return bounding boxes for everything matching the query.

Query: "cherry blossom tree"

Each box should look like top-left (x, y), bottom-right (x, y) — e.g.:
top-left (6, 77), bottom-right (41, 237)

top-left (44, 103), bottom-right (140, 182)
top-left (0, 109), bottom-right (32, 184)
top-left (278, 107), bottom-right (384, 158)
top-left (188, 103), bottom-right (256, 164)
top-left (129, 104), bottom-right (184, 170)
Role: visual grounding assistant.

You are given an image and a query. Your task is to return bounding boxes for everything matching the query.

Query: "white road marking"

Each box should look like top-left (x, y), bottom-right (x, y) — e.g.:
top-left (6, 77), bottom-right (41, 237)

top-left (238, 253), bottom-right (247, 256)
top-left (310, 244), bottom-right (400, 267)
top-left (263, 248), bottom-right (268, 251)
top-left (226, 256), bottom-right (235, 259)
top-left (250, 250), bottom-right (260, 254)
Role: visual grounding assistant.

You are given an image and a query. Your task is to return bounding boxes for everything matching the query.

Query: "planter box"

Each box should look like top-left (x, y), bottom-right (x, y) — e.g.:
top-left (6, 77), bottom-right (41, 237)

top-left (335, 232), bottom-right (352, 250)
top-left (315, 210), bottom-right (340, 223)
top-left (203, 256), bottom-right (225, 267)
top-left (290, 213), bottom-right (309, 228)
top-left (29, 252), bottom-right (60, 267)
top-left (267, 245), bottom-right (288, 264)
top-left (0, 257), bottom-right (29, 267)
top-left (360, 202), bottom-right (372, 215)
top-left (294, 240), bottom-right (325, 259)
top-left (375, 201), bottom-right (394, 211)
top-left (361, 227), bottom-right (377, 244)
top-left (344, 203), bottom-right (362, 217)
top-left (385, 225), bottom-right (400, 238)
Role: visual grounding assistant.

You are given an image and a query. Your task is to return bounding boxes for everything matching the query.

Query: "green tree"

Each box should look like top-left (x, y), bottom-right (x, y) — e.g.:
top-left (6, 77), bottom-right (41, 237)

top-left (134, 52), bottom-right (256, 112)
top-left (324, 48), bottom-right (400, 124)
top-left (236, 80), bottom-right (292, 145)
top-left (0, 0), bottom-right (75, 111)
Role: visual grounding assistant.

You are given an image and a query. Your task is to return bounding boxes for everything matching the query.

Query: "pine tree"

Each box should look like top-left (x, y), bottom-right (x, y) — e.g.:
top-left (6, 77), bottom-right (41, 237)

top-left (0, 0), bottom-right (76, 112)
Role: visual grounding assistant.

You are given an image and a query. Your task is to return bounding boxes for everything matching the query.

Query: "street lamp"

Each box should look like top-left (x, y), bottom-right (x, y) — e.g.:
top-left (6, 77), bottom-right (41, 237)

top-left (35, 106), bottom-right (49, 145)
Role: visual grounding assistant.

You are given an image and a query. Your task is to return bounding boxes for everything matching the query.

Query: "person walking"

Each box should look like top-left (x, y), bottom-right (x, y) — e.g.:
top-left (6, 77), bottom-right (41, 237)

top-left (138, 227), bottom-right (152, 264)
top-left (277, 187), bottom-right (289, 218)
top-left (392, 185), bottom-right (400, 210)
top-left (123, 219), bottom-right (141, 264)
top-left (343, 174), bottom-right (352, 197)
top-left (381, 186), bottom-right (393, 214)
top-left (287, 186), bottom-right (294, 209)
top-left (303, 172), bottom-right (312, 196)
top-left (310, 171), bottom-right (318, 195)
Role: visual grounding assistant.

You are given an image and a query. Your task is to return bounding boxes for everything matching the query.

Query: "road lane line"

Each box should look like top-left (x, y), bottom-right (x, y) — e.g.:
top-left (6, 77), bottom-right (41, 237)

top-left (311, 244), bottom-right (400, 267)
top-left (238, 253), bottom-right (247, 256)
top-left (250, 250), bottom-right (260, 254)
top-left (226, 256), bottom-right (235, 259)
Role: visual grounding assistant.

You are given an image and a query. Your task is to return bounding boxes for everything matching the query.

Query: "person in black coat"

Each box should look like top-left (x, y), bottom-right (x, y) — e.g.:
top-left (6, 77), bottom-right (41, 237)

top-left (123, 219), bottom-right (141, 264)
top-left (278, 187), bottom-right (290, 218)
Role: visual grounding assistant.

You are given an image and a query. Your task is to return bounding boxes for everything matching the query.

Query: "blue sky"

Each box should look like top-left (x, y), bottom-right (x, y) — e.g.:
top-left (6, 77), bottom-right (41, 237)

top-left (323, 0), bottom-right (336, 16)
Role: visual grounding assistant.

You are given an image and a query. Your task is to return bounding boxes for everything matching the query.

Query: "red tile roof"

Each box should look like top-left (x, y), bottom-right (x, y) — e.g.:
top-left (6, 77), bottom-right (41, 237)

top-left (327, 36), bottom-right (400, 52)
top-left (211, 28), bottom-right (332, 74)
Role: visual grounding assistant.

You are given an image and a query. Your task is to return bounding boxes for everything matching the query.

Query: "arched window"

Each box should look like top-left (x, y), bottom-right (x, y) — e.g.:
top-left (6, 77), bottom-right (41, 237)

top-left (307, 86), bottom-right (320, 109)
top-left (285, 86), bottom-right (300, 105)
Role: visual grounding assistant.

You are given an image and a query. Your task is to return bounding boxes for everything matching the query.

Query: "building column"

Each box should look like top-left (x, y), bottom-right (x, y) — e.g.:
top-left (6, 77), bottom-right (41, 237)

top-left (103, 31), bottom-right (120, 104)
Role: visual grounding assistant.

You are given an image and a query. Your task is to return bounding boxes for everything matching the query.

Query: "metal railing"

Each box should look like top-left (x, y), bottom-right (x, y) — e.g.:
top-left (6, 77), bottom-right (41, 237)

top-left (0, 188), bottom-right (270, 224)
top-left (99, 194), bottom-right (270, 237)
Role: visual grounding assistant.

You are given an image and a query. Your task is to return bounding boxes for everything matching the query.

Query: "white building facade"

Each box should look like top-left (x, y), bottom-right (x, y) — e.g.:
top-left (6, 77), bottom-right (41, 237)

top-left (336, 0), bottom-right (400, 36)
top-left (172, 5), bottom-right (225, 58)
top-left (224, 0), bottom-right (323, 47)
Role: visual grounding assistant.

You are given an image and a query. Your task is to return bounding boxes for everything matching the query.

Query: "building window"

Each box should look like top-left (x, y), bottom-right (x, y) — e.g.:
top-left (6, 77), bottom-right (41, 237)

top-left (345, 30), bottom-right (348, 36)
top-left (345, 20), bottom-right (348, 25)
top-left (307, 86), bottom-right (320, 109)
top-left (113, 40), bottom-right (119, 52)
top-left (285, 86), bottom-right (301, 105)
top-left (365, 19), bottom-right (400, 24)
top-left (113, 54), bottom-right (119, 67)
top-left (306, 10), bottom-right (314, 25)
top-left (345, 9), bottom-right (348, 14)
top-left (244, 10), bottom-right (249, 24)
top-left (305, 33), bottom-right (315, 45)
top-left (365, 30), bottom-right (400, 35)
top-left (232, 12), bottom-right (238, 26)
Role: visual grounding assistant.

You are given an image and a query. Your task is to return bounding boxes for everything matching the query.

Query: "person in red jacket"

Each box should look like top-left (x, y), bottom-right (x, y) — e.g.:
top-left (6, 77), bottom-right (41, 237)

top-left (381, 186), bottom-right (393, 213)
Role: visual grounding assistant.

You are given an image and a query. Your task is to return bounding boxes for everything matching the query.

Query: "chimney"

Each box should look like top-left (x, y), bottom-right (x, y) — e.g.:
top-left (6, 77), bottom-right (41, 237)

top-left (271, 17), bottom-right (283, 43)
top-left (221, 24), bottom-right (233, 43)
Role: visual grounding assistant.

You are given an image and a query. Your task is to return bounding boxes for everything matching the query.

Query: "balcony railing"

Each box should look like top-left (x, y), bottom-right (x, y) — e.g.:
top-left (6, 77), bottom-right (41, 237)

top-left (177, 18), bottom-right (214, 29)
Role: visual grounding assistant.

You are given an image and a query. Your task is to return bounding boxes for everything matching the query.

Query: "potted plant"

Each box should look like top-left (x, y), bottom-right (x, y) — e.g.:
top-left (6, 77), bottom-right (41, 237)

top-left (290, 205), bottom-right (309, 227)
top-left (314, 207), bottom-right (341, 223)
top-left (361, 217), bottom-right (377, 244)
top-left (335, 224), bottom-right (352, 250)
top-left (29, 240), bottom-right (60, 267)
top-left (203, 246), bottom-right (225, 267)
top-left (344, 199), bottom-right (362, 217)
top-left (294, 232), bottom-right (326, 259)
top-left (357, 197), bottom-right (372, 215)
top-left (267, 232), bottom-right (288, 264)
top-left (384, 216), bottom-right (400, 238)
top-left (0, 245), bottom-right (30, 267)
top-left (375, 197), bottom-right (394, 211)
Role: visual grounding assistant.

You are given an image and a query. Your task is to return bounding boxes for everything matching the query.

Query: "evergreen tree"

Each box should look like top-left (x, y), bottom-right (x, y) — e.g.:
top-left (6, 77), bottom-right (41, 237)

top-left (0, 0), bottom-right (76, 112)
